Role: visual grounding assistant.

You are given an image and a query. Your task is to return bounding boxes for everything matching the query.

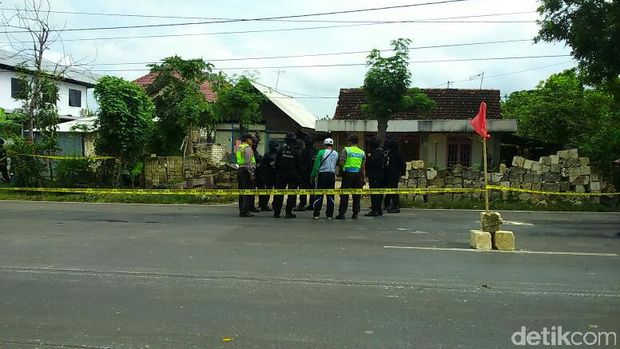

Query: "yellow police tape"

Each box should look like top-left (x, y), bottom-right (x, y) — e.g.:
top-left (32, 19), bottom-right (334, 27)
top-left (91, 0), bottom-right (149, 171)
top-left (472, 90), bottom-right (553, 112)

top-left (0, 186), bottom-right (618, 196)
top-left (16, 154), bottom-right (116, 160)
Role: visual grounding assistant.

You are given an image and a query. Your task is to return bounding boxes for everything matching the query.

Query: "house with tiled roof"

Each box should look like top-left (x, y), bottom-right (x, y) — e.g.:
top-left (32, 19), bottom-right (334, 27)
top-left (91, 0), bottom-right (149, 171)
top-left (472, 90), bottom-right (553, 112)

top-left (316, 88), bottom-right (517, 169)
top-left (133, 73), bottom-right (316, 157)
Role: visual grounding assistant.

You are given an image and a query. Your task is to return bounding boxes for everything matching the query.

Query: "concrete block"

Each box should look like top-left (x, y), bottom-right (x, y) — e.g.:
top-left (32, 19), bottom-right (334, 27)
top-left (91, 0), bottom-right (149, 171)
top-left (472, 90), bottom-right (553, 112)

top-left (531, 162), bottom-right (542, 173)
top-left (480, 211), bottom-right (502, 232)
top-left (579, 157), bottom-right (590, 166)
top-left (568, 167), bottom-right (581, 178)
top-left (543, 173), bottom-right (561, 183)
top-left (540, 157), bottom-right (552, 166)
top-left (580, 166), bottom-right (591, 176)
top-left (559, 181), bottom-right (570, 192)
top-left (557, 150), bottom-right (570, 159)
top-left (568, 149), bottom-right (579, 159)
top-left (495, 230), bottom-right (515, 251)
top-left (574, 185), bottom-right (586, 193)
top-left (411, 160), bottom-right (425, 170)
top-left (523, 160), bottom-right (534, 170)
top-left (512, 156), bottom-right (526, 168)
top-left (550, 155), bottom-right (560, 165)
top-left (426, 168), bottom-right (438, 180)
top-left (589, 181), bottom-right (601, 192)
top-left (499, 163), bottom-right (508, 174)
top-left (560, 167), bottom-right (569, 177)
top-left (490, 173), bottom-right (503, 183)
top-left (470, 230), bottom-right (492, 250)
top-left (405, 162), bottom-right (412, 171)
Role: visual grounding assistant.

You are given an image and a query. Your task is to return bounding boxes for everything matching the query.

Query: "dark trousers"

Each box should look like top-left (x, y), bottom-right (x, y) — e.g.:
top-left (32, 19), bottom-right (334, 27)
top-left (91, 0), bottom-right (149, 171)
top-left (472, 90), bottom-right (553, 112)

top-left (298, 176), bottom-right (315, 208)
top-left (369, 179), bottom-right (385, 213)
top-left (237, 168), bottom-right (254, 214)
top-left (313, 172), bottom-right (336, 218)
top-left (272, 174), bottom-right (298, 216)
top-left (258, 174), bottom-right (274, 209)
top-left (384, 176), bottom-right (400, 209)
top-left (339, 171), bottom-right (363, 216)
top-left (0, 164), bottom-right (9, 181)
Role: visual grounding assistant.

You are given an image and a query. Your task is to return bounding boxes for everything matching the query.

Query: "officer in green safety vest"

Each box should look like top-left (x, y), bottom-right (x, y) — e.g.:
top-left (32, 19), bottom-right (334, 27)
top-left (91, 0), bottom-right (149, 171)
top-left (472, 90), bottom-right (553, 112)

top-left (336, 135), bottom-right (366, 220)
top-left (236, 134), bottom-right (257, 217)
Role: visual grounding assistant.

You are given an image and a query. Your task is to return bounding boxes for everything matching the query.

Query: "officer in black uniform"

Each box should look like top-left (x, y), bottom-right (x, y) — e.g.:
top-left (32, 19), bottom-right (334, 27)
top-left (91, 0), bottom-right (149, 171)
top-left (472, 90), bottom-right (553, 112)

top-left (384, 136), bottom-right (406, 213)
top-left (272, 133), bottom-right (302, 219)
top-left (364, 137), bottom-right (385, 217)
top-left (258, 140), bottom-right (278, 211)
top-left (0, 139), bottom-right (9, 182)
top-left (296, 135), bottom-right (317, 211)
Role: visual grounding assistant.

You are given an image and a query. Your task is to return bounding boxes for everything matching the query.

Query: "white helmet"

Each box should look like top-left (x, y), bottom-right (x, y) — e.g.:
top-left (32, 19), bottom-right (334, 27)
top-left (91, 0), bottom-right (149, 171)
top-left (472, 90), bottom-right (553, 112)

top-left (323, 138), bottom-right (334, 145)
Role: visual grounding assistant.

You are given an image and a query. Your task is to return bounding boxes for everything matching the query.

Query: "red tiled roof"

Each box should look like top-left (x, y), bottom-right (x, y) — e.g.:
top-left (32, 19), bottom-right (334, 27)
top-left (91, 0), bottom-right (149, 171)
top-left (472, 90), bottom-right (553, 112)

top-left (133, 72), bottom-right (217, 102)
top-left (333, 88), bottom-right (501, 120)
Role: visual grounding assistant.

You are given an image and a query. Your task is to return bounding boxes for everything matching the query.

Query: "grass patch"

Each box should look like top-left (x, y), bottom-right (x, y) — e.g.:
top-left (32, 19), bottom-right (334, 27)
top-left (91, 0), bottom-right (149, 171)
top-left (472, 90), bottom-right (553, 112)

top-left (0, 190), bottom-right (235, 205)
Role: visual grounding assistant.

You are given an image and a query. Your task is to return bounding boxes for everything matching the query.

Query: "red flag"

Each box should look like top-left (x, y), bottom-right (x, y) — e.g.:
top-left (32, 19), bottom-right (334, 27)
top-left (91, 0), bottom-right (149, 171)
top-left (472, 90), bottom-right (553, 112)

top-left (469, 101), bottom-right (490, 139)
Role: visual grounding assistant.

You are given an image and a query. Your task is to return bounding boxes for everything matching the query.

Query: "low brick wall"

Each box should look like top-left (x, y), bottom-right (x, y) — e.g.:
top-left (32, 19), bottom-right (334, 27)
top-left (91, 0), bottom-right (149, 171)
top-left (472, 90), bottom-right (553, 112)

top-left (399, 149), bottom-right (615, 205)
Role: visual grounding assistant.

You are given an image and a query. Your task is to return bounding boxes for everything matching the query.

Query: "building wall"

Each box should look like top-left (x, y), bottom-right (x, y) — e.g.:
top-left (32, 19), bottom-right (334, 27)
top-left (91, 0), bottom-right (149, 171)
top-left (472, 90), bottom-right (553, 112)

top-left (0, 68), bottom-right (89, 117)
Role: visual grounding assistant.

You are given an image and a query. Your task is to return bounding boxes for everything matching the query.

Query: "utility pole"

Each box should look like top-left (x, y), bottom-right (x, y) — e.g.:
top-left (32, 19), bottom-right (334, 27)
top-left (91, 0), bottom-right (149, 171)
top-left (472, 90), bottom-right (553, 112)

top-left (479, 72), bottom-right (485, 89)
top-left (446, 81), bottom-right (452, 89)
top-left (274, 70), bottom-right (285, 90)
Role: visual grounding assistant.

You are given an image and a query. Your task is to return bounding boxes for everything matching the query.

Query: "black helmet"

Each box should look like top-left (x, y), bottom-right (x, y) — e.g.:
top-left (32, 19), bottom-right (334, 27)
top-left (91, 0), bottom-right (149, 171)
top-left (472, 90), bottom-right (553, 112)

top-left (285, 132), bottom-right (296, 141)
top-left (241, 133), bottom-right (253, 141)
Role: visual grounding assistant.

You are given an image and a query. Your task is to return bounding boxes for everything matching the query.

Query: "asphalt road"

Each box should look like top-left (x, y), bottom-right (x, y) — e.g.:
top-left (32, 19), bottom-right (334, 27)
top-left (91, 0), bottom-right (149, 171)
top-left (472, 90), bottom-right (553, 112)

top-left (0, 201), bottom-right (618, 348)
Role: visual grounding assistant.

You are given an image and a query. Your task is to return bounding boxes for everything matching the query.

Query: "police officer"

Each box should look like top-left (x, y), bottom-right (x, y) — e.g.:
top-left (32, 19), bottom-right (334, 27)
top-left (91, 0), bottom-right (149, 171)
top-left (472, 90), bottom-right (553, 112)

top-left (273, 133), bottom-right (302, 219)
top-left (258, 140), bottom-right (278, 211)
top-left (236, 134), bottom-right (256, 217)
top-left (0, 139), bottom-right (10, 182)
top-left (336, 135), bottom-right (366, 220)
top-left (311, 138), bottom-right (339, 219)
top-left (384, 136), bottom-right (406, 213)
top-left (296, 135), bottom-right (317, 211)
top-left (364, 137), bottom-right (385, 217)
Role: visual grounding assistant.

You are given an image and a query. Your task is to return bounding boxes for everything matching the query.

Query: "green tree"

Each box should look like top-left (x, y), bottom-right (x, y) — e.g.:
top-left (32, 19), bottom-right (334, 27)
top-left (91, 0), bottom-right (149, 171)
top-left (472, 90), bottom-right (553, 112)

top-left (536, 0), bottom-right (620, 99)
top-left (94, 76), bottom-right (155, 181)
top-left (503, 69), bottom-right (620, 176)
top-left (362, 38), bottom-right (435, 145)
top-left (147, 56), bottom-right (215, 156)
top-left (0, 108), bottom-right (22, 140)
top-left (212, 75), bottom-right (265, 133)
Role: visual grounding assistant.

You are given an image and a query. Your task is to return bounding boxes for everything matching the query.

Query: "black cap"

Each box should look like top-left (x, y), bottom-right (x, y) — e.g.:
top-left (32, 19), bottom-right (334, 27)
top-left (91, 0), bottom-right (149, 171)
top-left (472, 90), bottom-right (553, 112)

top-left (241, 133), bottom-right (253, 141)
top-left (285, 132), bottom-right (297, 141)
top-left (347, 134), bottom-right (358, 144)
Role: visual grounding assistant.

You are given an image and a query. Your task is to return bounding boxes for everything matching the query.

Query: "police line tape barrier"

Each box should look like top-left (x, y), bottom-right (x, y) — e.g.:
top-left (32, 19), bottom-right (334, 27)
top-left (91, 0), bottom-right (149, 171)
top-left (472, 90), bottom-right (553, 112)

top-left (15, 154), bottom-right (117, 160)
top-left (0, 186), bottom-right (618, 196)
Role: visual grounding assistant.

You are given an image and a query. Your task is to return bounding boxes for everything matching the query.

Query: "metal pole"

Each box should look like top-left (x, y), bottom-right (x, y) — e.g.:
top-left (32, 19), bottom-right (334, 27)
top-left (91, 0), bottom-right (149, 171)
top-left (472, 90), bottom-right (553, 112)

top-left (483, 137), bottom-right (490, 212)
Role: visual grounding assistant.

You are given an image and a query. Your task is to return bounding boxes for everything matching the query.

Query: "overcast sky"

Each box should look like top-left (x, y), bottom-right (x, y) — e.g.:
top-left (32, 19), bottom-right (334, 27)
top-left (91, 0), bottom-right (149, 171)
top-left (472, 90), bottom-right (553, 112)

top-left (1, 0), bottom-right (575, 118)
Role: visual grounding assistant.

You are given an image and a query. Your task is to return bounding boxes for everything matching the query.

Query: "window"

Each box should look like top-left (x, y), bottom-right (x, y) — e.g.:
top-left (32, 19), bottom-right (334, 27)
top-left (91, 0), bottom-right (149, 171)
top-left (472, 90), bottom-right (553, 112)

top-left (447, 137), bottom-right (472, 167)
top-left (11, 78), bottom-right (27, 99)
top-left (69, 89), bottom-right (82, 107)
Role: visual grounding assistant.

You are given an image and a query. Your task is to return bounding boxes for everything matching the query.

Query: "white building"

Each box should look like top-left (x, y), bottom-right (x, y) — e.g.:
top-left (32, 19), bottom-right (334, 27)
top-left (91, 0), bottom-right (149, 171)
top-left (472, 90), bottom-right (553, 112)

top-left (0, 49), bottom-right (98, 122)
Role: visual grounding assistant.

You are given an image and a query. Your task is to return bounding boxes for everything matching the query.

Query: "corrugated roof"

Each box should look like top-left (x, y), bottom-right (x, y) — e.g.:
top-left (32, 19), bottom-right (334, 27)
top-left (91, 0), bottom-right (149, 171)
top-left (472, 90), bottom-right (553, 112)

top-left (333, 88), bottom-right (501, 120)
top-left (0, 49), bottom-right (99, 87)
top-left (55, 116), bottom-right (97, 133)
top-left (133, 72), bottom-right (217, 102)
top-left (251, 81), bottom-right (317, 129)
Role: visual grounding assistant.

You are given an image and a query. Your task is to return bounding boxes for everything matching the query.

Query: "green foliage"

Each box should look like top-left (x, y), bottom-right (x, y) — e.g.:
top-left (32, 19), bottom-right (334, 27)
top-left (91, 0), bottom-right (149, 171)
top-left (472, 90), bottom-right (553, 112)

top-left (147, 56), bottom-right (215, 155)
top-left (0, 108), bottom-right (22, 139)
top-left (503, 69), bottom-right (620, 176)
top-left (212, 75), bottom-right (265, 130)
top-left (94, 76), bottom-right (155, 166)
top-left (6, 138), bottom-right (46, 187)
top-left (362, 38), bottom-right (435, 144)
top-left (55, 158), bottom-right (97, 187)
top-left (536, 0), bottom-right (620, 98)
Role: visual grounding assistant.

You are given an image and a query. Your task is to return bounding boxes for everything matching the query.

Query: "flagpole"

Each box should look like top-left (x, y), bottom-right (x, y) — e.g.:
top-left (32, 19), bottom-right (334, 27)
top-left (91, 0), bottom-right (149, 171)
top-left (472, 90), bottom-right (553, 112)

top-left (482, 137), bottom-right (490, 213)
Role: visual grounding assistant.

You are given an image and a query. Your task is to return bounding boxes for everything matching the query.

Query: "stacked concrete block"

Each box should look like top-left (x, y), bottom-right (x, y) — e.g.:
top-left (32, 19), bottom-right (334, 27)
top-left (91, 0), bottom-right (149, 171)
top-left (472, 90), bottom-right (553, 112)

top-left (144, 155), bottom-right (237, 189)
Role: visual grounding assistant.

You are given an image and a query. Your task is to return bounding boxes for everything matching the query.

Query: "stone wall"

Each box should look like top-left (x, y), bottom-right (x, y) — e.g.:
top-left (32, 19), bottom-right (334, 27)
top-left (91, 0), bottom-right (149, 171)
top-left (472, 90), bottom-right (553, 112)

top-left (144, 155), bottom-right (237, 189)
top-left (399, 149), bottom-right (614, 205)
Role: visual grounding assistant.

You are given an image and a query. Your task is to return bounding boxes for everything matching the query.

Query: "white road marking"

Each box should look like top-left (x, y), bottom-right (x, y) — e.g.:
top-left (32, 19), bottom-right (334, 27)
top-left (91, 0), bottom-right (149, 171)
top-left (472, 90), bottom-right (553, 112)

top-left (502, 220), bottom-right (534, 226)
top-left (383, 245), bottom-right (619, 257)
